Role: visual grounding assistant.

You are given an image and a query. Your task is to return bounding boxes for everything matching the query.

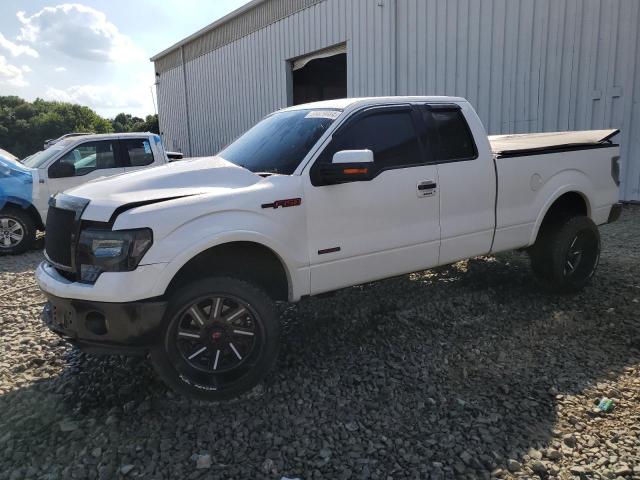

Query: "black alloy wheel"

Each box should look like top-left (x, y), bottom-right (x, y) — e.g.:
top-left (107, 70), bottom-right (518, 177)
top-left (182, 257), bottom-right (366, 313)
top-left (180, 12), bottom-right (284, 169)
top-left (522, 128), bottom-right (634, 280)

top-left (529, 215), bottom-right (600, 293)
top-left (172, 295), bottom-right (261, 379)
top-left (151, 277), bottom-right (279, 400)
top-left (563, 230), bottom-right (597, 278)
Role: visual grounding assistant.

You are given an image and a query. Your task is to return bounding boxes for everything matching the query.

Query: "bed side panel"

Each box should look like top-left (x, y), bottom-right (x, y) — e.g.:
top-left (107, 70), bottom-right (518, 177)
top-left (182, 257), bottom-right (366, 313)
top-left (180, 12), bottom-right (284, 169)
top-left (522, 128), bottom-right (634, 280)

top-left (492, 146), bottom-right (619, 253)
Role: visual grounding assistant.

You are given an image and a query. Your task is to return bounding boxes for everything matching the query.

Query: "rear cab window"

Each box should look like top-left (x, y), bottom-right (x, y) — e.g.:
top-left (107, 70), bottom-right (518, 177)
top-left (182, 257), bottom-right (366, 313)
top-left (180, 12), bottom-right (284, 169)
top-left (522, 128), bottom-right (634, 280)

top-left (123, 138), bottom-right (155, 167)
top-left (420, 105), bottom-right (477, 162)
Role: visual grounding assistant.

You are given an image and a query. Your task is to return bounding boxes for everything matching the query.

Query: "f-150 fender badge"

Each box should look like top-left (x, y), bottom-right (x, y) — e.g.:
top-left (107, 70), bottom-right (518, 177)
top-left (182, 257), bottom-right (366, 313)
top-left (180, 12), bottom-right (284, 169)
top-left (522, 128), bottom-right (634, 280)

top-left (261, 198), bottom-right (302, 209)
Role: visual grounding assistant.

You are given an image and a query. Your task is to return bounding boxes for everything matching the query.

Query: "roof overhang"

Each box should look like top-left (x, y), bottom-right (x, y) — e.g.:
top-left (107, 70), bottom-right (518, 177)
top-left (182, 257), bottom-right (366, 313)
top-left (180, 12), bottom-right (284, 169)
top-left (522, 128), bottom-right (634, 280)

top-left (150, 0), bottom-right (266, 62)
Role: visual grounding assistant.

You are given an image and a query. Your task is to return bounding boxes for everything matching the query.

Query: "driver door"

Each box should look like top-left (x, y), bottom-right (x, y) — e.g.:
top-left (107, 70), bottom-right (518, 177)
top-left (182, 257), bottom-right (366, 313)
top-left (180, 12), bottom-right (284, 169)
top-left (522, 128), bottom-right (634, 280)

top-left (303, 105), bottom-right (441, 295)
top-left (46, 140), bottom-right (124, 197)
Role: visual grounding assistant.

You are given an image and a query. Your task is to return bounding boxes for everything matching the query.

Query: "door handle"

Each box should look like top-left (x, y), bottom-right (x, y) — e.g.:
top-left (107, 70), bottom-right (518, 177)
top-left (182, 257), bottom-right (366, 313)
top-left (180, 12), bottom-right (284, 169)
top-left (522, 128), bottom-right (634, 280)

top-left (417, 180), bottom-right (437, 197)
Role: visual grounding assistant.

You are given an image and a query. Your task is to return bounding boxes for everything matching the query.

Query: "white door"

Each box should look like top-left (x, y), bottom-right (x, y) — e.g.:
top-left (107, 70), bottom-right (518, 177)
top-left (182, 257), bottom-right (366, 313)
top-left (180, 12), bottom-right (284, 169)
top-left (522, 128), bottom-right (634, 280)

top-left (303, 106), bottom-right (441, 295)
top-left (46, 139), bottom-right (124, 198)
top-left (121, 137), bottom-right (160, 173)
top-left (421, 104), bottom-right (496, 263)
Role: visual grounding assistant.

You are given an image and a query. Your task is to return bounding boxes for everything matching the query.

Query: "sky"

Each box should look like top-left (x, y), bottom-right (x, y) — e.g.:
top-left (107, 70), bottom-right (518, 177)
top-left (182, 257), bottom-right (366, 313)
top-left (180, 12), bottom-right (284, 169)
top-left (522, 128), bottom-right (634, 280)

top-left (0, 0), bottom-right (250, 118)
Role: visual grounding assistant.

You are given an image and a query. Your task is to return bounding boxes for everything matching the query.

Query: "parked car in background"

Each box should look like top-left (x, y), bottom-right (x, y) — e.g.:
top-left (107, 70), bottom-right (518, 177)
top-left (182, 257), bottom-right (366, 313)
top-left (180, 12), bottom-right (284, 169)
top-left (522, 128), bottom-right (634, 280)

top-left (37, 96), bottom-right (622, 400)
top-left (0, 132), bottom-right (171, 254)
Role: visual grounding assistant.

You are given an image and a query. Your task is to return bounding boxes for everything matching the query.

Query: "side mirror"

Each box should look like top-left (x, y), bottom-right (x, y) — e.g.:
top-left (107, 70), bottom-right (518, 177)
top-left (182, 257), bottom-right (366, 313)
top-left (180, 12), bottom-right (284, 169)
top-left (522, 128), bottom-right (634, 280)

top-left (166, 151), bottom-right (184, 161)
top-left (332, 149), bottom-right (374, 165)
top-left (316, 149), bottom-right (374, 185)
top-left (48, 161), bottom-right (76, 179)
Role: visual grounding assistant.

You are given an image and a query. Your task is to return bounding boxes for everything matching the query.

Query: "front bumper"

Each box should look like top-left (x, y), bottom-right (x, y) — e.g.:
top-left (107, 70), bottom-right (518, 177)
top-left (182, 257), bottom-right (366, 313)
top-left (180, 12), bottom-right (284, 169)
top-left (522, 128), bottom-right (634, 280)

top-left (36, 261), bottom-right (168, 303)
top-left (42, 294), bottom-right (167, 355)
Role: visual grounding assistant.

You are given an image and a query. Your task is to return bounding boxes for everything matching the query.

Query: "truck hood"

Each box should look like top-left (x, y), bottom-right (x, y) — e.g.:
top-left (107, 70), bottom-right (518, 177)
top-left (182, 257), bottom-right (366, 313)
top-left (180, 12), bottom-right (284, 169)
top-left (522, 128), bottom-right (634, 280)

top-left (68, 156), bottom-right (262, 221)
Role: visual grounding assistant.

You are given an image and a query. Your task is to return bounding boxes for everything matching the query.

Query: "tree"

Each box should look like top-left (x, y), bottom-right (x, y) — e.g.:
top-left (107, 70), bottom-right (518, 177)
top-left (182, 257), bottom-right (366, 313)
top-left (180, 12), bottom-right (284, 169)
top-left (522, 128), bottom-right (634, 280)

top-left (0, 96), bottom-right (115, 158)
top-left (111, 112), bottom-right (158, 134)
top-left (0, 95), bottom-right (157, 159)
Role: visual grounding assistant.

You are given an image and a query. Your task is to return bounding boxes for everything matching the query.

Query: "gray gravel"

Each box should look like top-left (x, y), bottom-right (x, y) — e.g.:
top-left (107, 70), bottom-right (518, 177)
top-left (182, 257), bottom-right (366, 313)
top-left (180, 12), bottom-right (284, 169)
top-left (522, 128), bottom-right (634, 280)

top-left (1, 206), bottom-right (639, 480)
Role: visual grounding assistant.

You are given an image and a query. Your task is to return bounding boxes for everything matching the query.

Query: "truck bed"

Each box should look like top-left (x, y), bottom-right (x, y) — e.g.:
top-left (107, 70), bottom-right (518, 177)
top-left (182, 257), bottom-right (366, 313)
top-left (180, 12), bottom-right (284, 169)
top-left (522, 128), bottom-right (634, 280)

top-left (489, 129), bottom-right (619, 158)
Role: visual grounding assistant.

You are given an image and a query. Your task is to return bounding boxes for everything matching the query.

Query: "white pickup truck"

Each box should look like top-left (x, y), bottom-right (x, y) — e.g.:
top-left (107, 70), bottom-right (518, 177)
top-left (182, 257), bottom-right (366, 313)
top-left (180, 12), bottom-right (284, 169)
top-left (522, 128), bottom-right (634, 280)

top-left (36, 96), bottom-right (622, 400)
top-left (0, 132), bottom-right (170, 254)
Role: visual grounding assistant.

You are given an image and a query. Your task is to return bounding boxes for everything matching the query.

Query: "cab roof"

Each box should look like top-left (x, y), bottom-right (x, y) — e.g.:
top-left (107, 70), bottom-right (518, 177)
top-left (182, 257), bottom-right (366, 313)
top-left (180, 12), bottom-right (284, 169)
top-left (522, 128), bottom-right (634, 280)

top-left (63, 132), bottom-right (158, 141)
top-left (281, 96), bottom-right (468, 112)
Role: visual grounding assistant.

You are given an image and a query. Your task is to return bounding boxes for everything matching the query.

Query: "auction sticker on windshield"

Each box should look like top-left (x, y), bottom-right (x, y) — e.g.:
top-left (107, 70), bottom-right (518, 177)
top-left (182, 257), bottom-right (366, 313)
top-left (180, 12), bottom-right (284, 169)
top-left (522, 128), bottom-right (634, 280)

top-left (305, 110), bottom-right (341, 120)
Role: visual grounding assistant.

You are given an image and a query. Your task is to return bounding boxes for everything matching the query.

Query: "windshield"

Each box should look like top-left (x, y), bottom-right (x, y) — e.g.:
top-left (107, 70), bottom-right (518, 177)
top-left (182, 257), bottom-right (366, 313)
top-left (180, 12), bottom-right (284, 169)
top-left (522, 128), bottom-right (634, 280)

top-left (0, 148), bottom-right (16, 162)
top-left (219, 109), bottom-right (341, 175)
top-left (22, 141), bottom-right (69, 168)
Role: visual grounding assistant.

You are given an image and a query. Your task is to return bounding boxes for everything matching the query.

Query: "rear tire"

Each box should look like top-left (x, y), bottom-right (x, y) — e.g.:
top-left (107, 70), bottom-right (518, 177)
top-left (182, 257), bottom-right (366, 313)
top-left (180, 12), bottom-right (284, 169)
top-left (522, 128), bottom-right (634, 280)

top-left (150, 277), bottom-right (279, 401)
top-left (529, 216), bottom-right (600, 293)
top-left (0, 208), bottom-right (35, 255)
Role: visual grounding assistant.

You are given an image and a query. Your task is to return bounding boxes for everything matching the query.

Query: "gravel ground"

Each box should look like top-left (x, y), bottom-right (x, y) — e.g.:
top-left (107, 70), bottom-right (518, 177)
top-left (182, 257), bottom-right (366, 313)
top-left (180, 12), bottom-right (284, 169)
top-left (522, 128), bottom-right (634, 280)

top-left (1, 206), bottom-right (639, 480)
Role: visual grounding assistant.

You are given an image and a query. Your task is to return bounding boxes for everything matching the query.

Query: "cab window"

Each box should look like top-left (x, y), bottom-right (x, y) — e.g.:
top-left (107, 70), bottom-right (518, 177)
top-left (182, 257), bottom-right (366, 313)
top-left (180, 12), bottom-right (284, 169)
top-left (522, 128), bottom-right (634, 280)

top-left (123, 138), bottom-right (154, 167)
top-left (421, 107), bottom-right (477, 161)
top-left (50, 141), bottom-right (119, 177)
top-left (317, 109), bottom-right (422, 169)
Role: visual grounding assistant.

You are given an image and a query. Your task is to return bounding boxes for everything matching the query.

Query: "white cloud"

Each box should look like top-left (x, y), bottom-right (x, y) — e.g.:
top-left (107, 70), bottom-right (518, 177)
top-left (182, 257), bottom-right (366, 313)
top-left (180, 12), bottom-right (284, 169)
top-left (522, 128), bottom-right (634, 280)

top-left (0, 32), bottom-right (38, 58)
top-left (17, 4), bottom-right (145, 63)
top-left (45, 84), bottom-right (146, 111)
top-left (22, 65), bottom-right (32, 73)
top-left (0, 55), bottom-right (28, 87)
top-left (54, 66), bottom-right (67, 72)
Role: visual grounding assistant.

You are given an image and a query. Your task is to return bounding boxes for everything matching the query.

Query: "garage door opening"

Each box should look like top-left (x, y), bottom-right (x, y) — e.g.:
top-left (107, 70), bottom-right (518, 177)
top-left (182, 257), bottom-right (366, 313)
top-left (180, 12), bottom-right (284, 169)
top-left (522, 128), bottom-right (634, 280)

top-left (291, 44), bottom-right (347, 105)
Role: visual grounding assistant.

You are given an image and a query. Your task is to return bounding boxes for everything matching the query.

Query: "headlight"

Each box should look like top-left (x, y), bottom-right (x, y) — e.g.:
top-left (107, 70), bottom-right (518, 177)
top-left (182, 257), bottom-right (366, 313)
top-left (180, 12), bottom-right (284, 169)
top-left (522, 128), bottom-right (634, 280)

top-left (77, 228), bottom-right (153, 283)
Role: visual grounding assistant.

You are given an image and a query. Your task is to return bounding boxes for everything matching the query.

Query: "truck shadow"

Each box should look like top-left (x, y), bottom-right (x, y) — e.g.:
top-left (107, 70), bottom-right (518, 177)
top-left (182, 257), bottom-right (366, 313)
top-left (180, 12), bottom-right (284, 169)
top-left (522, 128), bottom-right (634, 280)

top-left (1, 248), bottom-right (638, 478)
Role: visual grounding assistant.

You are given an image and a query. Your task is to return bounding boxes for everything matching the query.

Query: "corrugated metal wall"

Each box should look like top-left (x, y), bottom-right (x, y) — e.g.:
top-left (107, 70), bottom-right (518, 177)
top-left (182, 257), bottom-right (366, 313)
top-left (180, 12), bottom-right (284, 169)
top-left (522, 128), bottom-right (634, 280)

top-left (395, 0), bottom-right (640, 201)
top-left (155, 65), bottom-right (189, 153)
top-left (155, 0), bottom-right (640, 201)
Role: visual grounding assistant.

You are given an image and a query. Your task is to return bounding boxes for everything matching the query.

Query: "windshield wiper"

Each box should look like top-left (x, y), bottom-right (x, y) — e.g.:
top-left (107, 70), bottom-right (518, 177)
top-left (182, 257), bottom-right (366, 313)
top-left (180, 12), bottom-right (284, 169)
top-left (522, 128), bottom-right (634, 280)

top-left (254, 172), bottom-right (280, 177)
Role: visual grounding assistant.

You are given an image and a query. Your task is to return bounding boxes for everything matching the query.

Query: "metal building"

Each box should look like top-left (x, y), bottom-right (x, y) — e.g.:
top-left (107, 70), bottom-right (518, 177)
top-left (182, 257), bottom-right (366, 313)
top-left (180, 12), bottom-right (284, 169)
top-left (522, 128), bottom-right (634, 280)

top-left (151, 0), bottom-right (640, 201)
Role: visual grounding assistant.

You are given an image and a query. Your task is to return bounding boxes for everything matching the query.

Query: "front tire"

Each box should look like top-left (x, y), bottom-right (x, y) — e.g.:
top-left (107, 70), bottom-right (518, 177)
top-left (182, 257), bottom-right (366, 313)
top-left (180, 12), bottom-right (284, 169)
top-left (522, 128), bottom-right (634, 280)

top-left (0, 208), bottom-right (35, 255)
top-left (150, 277), bottom-right (279, 401)
top-left (529, 216), bottom-right (600, 293)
